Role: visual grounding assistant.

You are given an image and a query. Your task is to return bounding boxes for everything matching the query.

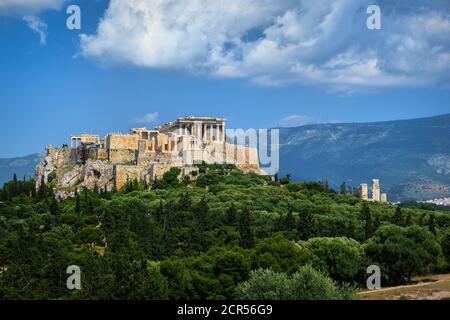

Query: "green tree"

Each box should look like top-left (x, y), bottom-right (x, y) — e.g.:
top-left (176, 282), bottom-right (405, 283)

top-left (279, 174), bottom-right (291, 185)
top-left (372, 213), bottom-right (381, 234)
top-left (37, 176), bottom-right (47, 199)
top-left (289, 265), bottom-right (343, 300)
top-left (365, 224), bottom-right (441, 284)
top-left (252, 234), bottom-right (312, 274)
top-left (429, 213), bottom-right (436, 235)
top-left (75, 226), bottom-right (103, 249)
top-left (209, 247), bottom-right (252, 299)
top-left (305, 237), bottom-right (363, 282)
top-left (163, 167), bottom-right (182, 187)
top-left (441, 230), bottom-right (450, 266)
top-left (178, 192), bottom-right (193, 211)
top-left (226, 202), bottom-right (237, 226)
top-left (283, 206), bottom-right (295, 231)
top-left (392, 206), bottom-right (403, 226)
top-left (195, 196), bottom-right (209, 228)
top-left (235, 266), bottom-right (351, 300)
top-left (235, 269), bottom-right (291, 300)
top-left (361, 202), bottom-right (372, 240)
top-left (239, 207), bottom-right (254, 249)
top-left (405, 212), bottom-right (413, 226)
top-left (297, 209), bottom-right (315, 240)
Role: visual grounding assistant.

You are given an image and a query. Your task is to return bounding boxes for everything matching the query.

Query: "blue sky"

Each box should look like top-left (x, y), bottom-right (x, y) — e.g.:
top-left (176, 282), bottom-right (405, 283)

top-left (1, 0), bottom-right (450, 157)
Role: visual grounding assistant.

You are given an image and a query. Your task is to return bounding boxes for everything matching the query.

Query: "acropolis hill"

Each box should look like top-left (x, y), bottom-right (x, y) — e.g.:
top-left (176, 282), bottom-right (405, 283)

top-left (35, 116), bottom-right (260, 199)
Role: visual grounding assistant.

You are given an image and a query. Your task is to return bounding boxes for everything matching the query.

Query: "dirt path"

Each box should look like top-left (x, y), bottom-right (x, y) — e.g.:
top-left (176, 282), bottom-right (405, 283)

top-left (358, 274), bottom-right (450, 300)
top-left (359, 280), bottom-right (441, 294)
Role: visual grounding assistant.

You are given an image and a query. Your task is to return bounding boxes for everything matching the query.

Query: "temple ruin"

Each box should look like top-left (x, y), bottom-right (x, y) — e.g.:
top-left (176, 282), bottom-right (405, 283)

top-left (359, 179), bottom-right (388, 203)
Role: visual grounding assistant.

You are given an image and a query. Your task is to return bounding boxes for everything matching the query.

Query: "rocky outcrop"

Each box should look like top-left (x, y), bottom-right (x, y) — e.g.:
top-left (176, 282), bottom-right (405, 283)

top-left (81, 160), bottom-right (115, 191)
top-left (35, 155), bottom-right (55, 189)
top-left (58, 166), bottom-right (82, 189)
top-left (52, 161), bottom-right (115, 200)
top-left (36, 146), bottom-right (70, 186)
top-left (35, 146), bottom-right (116, 200)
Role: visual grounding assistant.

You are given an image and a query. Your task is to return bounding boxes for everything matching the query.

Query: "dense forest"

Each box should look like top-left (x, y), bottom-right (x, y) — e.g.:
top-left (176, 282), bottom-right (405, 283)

top-left (1, 164), bottom-right (450, 300)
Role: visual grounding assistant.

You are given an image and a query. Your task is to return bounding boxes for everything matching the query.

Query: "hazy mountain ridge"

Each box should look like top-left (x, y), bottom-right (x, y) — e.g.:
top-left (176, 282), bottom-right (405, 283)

top-left (278, 114), bottom-right (450, 201)
top-left (0, 154), bottom-right (41, 186)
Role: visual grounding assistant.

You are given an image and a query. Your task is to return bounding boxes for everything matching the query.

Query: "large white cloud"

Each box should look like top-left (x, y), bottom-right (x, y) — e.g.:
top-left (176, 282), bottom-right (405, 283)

top-left (0, 0), bottom-right (66, 15)
top-left (80, 0), bottom-right (450, 91)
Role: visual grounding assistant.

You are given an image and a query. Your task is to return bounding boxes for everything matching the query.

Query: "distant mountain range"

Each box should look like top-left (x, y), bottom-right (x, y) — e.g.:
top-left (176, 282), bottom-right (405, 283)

top-left (0, 154), bottom-right (41, 186)
top-left (1, 114), bottom-right (450, 201)
top-left (278, 113), bottom-right (450, 201)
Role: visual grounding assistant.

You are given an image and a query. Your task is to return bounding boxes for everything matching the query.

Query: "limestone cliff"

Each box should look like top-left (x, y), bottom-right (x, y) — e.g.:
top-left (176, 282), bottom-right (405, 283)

top-left (36, 146), bottom-right (116, 200)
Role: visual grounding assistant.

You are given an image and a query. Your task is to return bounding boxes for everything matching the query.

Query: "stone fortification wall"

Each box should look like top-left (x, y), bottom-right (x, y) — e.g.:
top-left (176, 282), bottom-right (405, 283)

top-left (108, 149), bottom-right (137, 164)
top-left (106, 134), bottom-right (139, 150)
top-left (114, 165), bottom-right (148, 190)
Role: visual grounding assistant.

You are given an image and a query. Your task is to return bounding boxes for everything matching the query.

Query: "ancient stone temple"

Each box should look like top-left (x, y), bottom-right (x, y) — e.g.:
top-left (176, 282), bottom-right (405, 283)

top-left (155, 116), bottom-right (226, 142)
top-left (36, 116), bottom-right (261, 199)
top-left (359, 179), bottom-right (388, 203)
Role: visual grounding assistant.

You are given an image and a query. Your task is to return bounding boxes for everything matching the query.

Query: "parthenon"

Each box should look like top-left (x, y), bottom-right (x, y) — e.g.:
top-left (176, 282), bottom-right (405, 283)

top-left (156, 116), bottom-right (226, 142)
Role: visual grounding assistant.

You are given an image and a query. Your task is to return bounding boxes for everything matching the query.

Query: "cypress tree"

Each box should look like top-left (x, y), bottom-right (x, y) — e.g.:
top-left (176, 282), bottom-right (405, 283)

top-left (226, 202), bottom-right (237, 226)
top-left (373, 213), bottom-right (381, 233)
top-left (405, 212), bottom-right (413, 226)
top-left (195, 196), bottom-right (209, 228)
top-left (152, 177), bottom-right (159, 190)
top-left (83, 187), bottom-right (88, 203)
top-left (156, 199), bottom-right (164, 220)
top-left (284, 205), bottom-right (295, 231)
top-left (112, 179), bottom-right (118, 193)
top-left (178, 192), bottom-right (193, 211)
top-left (11, 173), bottom-right (18, 196)
top-left (31, 185), bottom-right (36, 198)
top-left (143, 178), bottom-right (149, 190)
top-left (297, 209), bottom-right (315, 240)
top-left (239, 207), bottom-right (254, 248)
top-left (418, 212), bottom-right (426, 226)
top-left (49, 198), bottom-right (60, 215)
top-left (37, 176), bottom-right (47, 199)
top-left (429, 213), bottom-right (436, 235)
top-left (75, 195), bottom-right (81, 214)
top-left (392, 206), bottom-right (403, 226)
top-left (361, 202), bottom-right (372, 240)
